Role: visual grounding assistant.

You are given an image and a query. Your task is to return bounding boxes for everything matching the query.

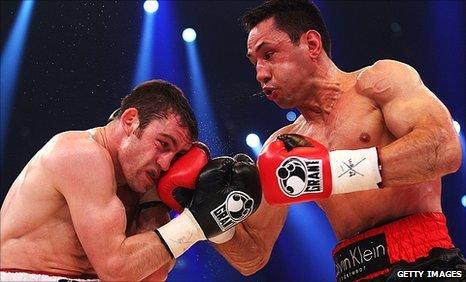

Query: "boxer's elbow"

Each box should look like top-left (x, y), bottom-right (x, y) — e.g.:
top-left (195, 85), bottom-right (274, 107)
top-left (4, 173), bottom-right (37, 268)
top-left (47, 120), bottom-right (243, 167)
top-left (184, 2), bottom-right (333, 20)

top-left (234, 245), bottom-right (272, 276)
top-left (440, 132), bottom-right (462, 175)
top-left (445, 145), bottom-right (462, 174)
top-left (237, 258), bottom-right (268, 276)
top-left (424, 126), bottom-right (462, 177)
top-left (235, 256), bottom-right (269, 276)
top-left (96, 263), bottom-right (127, 281)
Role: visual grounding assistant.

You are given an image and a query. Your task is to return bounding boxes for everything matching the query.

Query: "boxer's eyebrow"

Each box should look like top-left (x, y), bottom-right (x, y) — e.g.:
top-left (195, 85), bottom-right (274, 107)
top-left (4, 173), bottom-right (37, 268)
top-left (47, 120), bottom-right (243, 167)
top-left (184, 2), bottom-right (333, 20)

top-left (160, 133), bottom-right (177, 148)
top-left (246, 41), bottom-right (269, 61)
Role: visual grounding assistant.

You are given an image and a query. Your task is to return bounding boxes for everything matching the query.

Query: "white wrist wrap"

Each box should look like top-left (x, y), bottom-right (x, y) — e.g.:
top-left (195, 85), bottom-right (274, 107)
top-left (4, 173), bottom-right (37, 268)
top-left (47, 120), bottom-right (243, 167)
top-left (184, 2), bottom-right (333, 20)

top-left (209, 227), bottom-right (236, 244)
top-left (156, 209), bottom-right (206, 258)
top-left (329, 147), bottom-right (382, 195)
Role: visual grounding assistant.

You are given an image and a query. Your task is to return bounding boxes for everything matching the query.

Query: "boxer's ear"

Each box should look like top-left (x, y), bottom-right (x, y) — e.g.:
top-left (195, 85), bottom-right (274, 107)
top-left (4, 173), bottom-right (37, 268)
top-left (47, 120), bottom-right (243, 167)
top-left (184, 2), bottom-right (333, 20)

top-left (120, 108), bottom-right (140, 136)
top-left (303, 29), bottom-right (323, 61)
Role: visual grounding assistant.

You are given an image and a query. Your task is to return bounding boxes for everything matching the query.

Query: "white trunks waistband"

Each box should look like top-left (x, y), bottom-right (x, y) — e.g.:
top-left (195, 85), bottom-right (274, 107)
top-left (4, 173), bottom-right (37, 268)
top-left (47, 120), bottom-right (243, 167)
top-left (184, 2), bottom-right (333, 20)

top-left (0, 270), bottom-right (100, 281)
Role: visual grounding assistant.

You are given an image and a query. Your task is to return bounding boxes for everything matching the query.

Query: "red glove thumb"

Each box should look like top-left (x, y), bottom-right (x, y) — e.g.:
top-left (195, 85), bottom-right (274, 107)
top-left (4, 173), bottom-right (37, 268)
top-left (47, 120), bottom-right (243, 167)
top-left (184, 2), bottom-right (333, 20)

top-left (157, 142), bottom-right (210, 212)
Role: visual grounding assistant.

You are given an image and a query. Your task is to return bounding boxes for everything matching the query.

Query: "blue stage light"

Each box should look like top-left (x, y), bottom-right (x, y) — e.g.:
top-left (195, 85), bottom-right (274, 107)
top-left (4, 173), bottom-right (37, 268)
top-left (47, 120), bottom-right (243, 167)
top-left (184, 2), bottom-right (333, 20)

top-left (453, 120), bottom-right (461, 134)
top-left (134, 1), bottom-right (183, 86)
top-left (132, 9), bottom-right (155, 86)
top-left (286, 111), bottom-right (297, 122)
top-left (245, 133), bottom-right (262, 157)
top-left (182, 28), bottom-right (197, 43)
top-left (246, 133), bottom-right (261, 148)
top-left (1, 0), bottom-right (35, 158)
top-left (185, 40), bottom-right (223, 156)
top-left (462, 195), bottom-right (466, 208)
top-left (143, 0), bottom-right (159, 14)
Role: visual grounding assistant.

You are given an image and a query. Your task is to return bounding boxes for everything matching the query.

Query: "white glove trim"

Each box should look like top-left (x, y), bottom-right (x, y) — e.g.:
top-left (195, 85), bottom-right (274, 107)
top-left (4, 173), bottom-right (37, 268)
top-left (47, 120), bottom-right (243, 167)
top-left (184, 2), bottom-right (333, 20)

top-left (329, 147), bottom-right (382, 194)
top-left (156, 209), bottom-right (206, 258)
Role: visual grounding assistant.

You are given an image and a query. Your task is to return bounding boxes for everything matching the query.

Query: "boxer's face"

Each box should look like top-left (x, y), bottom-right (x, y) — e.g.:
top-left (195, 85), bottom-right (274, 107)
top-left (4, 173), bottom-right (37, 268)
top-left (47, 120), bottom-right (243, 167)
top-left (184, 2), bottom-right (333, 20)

top-left (119, 112), bottom-right (192, 193)
top-left (247, 18), bottom-right (316, 108)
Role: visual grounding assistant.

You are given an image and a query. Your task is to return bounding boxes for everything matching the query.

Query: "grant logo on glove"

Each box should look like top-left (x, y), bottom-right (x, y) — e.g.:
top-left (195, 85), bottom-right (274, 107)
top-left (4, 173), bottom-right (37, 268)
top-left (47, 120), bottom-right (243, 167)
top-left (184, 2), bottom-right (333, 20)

top-left (155, 153), bottom-right (262, 258)
top-left (258, 134), bottom-right (382, 205)
top-left (211, 191), bottom-right (255, 232)
top-left (276, 156), bottom-right (323, 197)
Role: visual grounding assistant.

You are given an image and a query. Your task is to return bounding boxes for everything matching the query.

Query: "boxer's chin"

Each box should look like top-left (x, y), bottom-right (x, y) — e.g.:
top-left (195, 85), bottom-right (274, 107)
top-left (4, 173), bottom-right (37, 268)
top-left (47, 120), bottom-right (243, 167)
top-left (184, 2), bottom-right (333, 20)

top-left (276, 96), bottom-right (298, 109)
top-left (276, 101), bottom-right (295, 109)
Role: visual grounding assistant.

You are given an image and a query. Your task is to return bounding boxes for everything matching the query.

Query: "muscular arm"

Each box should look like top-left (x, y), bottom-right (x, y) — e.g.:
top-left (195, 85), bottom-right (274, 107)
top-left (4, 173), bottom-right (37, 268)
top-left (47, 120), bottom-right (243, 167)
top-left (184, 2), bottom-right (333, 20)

top-left (213, 197), bottom-right (287, 275)
top-left (135, 191), bottom-right (175, 281)
top-left (49, 140), bottom-right (171, 281)
top-left (358, 60), bottom-right (462, 186)
top-left (212, 126), bottom-right (294, 275)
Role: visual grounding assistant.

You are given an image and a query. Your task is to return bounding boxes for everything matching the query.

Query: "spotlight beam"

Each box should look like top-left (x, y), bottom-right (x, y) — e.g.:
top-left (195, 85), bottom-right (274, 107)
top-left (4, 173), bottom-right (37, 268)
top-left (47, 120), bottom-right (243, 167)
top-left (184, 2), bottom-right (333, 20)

top-left (132, 9), bottom-right (155, 86)
top-left (185, 41), bottom-right (223, 156)
top-left (1, 0), bottom-right (36, 158)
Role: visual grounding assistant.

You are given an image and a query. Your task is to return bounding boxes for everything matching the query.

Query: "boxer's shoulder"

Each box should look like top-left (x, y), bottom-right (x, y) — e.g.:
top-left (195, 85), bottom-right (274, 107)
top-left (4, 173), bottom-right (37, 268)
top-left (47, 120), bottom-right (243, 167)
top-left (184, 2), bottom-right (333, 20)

top-left (41, 131), bottom-right (114, 186)
top-left (46, 131), bottom-right (109, 160)
top-left (263, 118), bottom-right (303, 148)
top-left (356, 60), bottom-right (422, 102)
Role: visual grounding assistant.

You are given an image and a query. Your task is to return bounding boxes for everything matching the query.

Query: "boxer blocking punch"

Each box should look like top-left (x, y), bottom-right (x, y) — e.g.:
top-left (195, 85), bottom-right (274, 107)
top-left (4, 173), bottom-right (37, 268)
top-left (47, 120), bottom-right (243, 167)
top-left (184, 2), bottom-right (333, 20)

top-left (155, 152), bottom-right (262, 257)
top-left (1, 79), bottom-right (262, 281)
top-left (1, 80), bottom-right (200, 281)
top-left (156, 142), bottom-right (211, 213)
top-left (258, 134), bottom-right (382, 203)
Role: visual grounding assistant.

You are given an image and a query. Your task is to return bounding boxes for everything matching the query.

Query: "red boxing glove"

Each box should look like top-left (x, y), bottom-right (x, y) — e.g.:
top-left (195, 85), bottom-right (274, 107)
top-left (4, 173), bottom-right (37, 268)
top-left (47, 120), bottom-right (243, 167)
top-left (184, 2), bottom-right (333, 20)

top-left (157, 142), bottom-right (210, 212)
top-left (258, 134), bottom-right (381, 205)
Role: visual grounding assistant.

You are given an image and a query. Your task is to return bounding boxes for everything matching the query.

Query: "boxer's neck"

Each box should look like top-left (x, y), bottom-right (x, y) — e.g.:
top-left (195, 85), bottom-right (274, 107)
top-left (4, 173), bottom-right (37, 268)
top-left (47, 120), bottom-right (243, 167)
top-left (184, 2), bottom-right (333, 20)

top-left (299, 55), bottom-right (354, 122)
top-left (95, 123), bottom-right (126, 187)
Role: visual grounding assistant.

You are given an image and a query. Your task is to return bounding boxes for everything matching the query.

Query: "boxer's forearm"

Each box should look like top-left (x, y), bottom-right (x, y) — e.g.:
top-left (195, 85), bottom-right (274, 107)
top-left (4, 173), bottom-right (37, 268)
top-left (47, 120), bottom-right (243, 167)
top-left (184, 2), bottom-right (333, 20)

top-left (379, 126), bottom-right (461, 187)
top-left (141, 259), bottom-right (175, 281)
top-left (213, 225), bottom-right (269, 275)
top-left (97, 232), bottom-right (172, 281)
top-left (213, 203), bottom-right (288, 276)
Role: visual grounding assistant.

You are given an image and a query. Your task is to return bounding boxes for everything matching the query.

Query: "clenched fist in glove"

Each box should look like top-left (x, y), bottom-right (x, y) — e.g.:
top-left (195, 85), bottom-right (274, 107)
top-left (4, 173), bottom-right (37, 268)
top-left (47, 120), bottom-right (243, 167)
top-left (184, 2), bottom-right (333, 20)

top-left (156, 142), bottom-right (210, 213)
top-left (155, 153), bottom-right (262, 258)
top-left (258, 134), bottom-right (382, 205)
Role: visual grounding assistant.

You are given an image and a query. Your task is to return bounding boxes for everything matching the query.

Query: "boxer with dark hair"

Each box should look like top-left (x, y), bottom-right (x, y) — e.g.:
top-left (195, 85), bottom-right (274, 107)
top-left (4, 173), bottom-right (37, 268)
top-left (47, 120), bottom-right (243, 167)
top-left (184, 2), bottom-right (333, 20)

top-left (0, 79), bottom-right (262, 281)
top-left (209, 1), bottom-right (465, 281)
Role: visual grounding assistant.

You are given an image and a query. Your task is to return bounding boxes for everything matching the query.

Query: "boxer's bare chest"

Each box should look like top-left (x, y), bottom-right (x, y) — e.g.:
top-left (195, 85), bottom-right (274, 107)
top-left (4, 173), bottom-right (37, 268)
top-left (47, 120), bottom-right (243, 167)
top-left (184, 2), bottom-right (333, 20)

top-left (292, 91), bottom-right (392, 150)
top-left (286, 90), bottom-right (438, 239)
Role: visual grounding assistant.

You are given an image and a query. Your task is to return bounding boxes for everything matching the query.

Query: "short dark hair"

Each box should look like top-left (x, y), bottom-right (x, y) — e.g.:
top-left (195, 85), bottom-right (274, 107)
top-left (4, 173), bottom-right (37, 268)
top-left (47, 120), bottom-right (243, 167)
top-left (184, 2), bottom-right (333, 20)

top-left (118, 79), bottom-right (198, 140)
top-left (242, 0), bottom-right (331, 58)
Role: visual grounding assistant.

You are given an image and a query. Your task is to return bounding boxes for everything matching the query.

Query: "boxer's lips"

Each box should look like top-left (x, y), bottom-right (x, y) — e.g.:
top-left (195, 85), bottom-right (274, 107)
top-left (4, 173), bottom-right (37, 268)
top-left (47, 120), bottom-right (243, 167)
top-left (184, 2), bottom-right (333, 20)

top-left (266, 89), bottom-right (279, 101)
top-left (262, 87), bottom-right (278, 99)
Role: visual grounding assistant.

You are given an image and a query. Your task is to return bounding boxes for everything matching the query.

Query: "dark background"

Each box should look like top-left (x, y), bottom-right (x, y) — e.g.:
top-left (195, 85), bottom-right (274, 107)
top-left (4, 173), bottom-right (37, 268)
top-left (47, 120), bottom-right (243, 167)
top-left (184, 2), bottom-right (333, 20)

top-left (1, 1), bottom-right (465, 281)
